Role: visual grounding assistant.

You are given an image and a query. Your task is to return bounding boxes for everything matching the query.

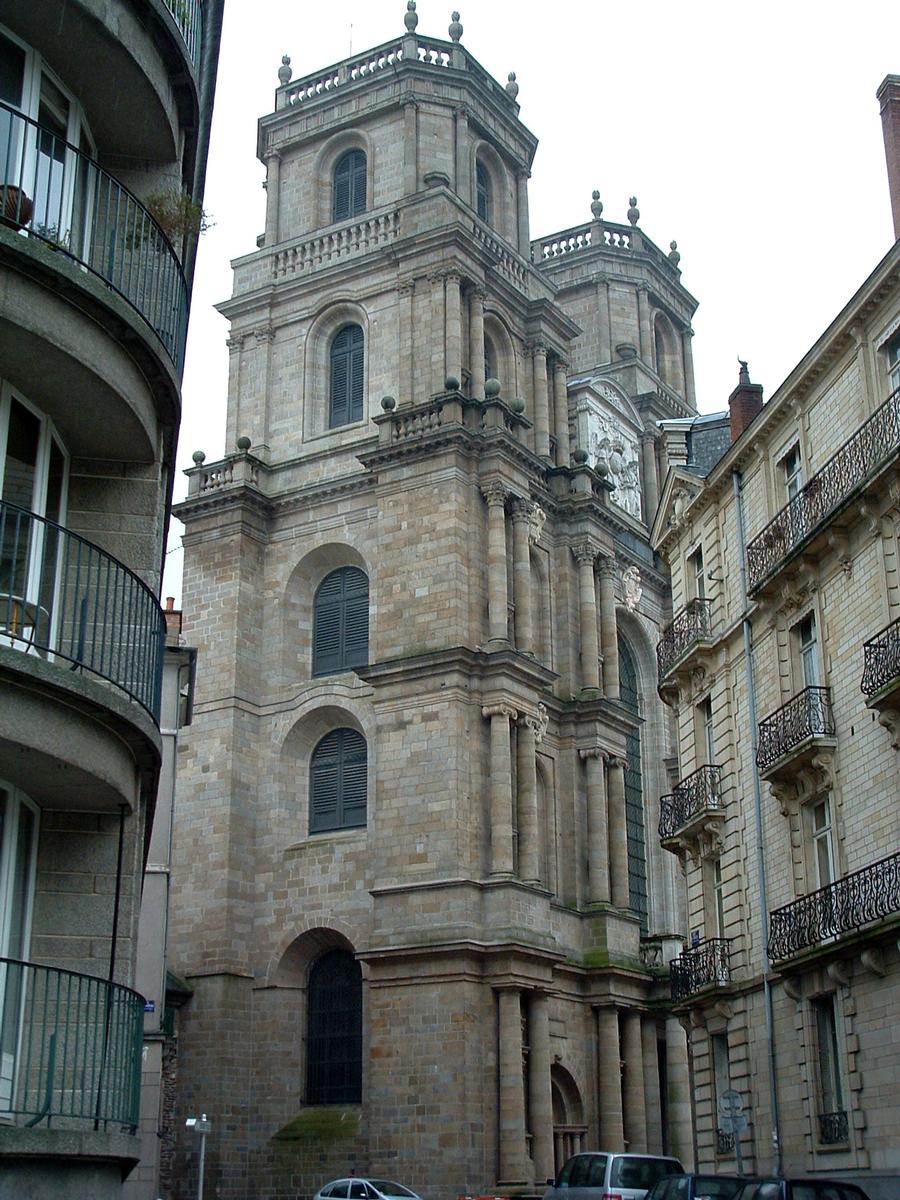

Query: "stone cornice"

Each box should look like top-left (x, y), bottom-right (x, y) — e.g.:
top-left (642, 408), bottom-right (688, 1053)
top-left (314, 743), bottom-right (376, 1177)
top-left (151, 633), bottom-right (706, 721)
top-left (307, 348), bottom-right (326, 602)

top-left (355, 644), bottom-right (558, 695)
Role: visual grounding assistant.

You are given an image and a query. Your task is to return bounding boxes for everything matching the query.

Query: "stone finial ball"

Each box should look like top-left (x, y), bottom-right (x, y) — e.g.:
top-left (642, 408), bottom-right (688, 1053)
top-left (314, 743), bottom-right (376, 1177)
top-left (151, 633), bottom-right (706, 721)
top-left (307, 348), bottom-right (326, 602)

top-left (405, 0), bottom-right (418, 33)
top-left (484, 377), bottom-right (501, 398)
top-left (510, 397), bottom-right (525, 414)
top-left (505, 72), bottom-right (519, 100)
top-left (277, 55), bottom-right (292, 85)
top-left (444, 375), bottom-right (460, 391)
top-left (381, 395), bottom-right (397, 411)
top-left (573, 448), bottom-right (589, 465)
top-left (236, 436), bottom-right (252, 451)
top-left (449, 12), bottom-right (463, 41)
top-left (594, 460), bottom-right (608, 476)
top-left (590, 190), bottom-right (604, 220)
top-left (192, 450), bottom-right (206, 464)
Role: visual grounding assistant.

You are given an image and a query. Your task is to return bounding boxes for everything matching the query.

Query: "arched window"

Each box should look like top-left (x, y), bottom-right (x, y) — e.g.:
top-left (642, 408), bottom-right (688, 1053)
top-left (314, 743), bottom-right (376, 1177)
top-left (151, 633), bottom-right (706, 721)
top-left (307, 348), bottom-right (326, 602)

top-left (313, 566), bottom-right (368, 676)
top-left (475, 160), bottom-right (490, 222)
top-left (329, 324), bottom-right (364, 428)
top-left (309, 728), bottom-right (367, 833)
top-left (618, 635), bottom-right (648, 932)
top-left (332, 148), bottom-right (366, 222)
top-left (654, 323), bottom-right (667, 383)
top-left (483, 334), bottom-right (497, 385)
top-left (306, 948), bottom-right (362, 1104)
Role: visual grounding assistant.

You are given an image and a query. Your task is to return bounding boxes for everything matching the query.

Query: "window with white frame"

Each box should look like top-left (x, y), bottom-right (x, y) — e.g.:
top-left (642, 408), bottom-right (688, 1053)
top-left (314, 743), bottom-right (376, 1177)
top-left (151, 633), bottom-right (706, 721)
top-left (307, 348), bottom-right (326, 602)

top-left (794, 611), bottom-right (820, 689)
top-left (688, 544), bottom-right (706, 601)
top-left (781, 441), bottom-right (803, 502)
top-left (810, 796), bottom-right (836, 891)
top-left (711, 856), bottom-right (726, 939)
top-left (812, 995), bottom-right (846, 1142)
top-left (696, 695), bottom-right (715, 766)
top-left (887, 333), bottom-right (900, 396)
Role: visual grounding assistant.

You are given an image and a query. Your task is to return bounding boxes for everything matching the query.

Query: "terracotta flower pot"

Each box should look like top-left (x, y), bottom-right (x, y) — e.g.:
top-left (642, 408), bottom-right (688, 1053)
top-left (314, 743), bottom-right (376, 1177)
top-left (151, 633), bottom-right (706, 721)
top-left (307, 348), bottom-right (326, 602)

top-left (1, 186), bottom-right (34, 230)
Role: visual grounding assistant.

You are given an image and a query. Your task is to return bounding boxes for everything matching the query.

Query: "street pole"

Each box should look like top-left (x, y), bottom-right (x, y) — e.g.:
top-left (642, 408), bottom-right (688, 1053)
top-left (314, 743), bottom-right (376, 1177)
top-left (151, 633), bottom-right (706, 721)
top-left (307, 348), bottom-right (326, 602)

top-left (186, 1113), bottom-right (212, 1200)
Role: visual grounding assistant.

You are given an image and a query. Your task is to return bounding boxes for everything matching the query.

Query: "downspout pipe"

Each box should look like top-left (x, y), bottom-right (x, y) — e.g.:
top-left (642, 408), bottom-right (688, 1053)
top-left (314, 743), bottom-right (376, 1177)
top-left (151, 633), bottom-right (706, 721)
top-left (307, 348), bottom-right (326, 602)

top-left (732, 468), bottom-right (783, 1176)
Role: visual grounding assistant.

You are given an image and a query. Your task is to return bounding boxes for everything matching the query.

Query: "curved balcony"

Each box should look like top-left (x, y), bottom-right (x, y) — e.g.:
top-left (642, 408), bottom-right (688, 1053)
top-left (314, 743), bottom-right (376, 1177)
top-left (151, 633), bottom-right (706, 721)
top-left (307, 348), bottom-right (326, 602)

top-left (657, 598), bottom-right (713, 698)
top-left (1, 102), bottom-right (188, 375)
top-left (0, 957), bottom-right (143, 1130)
top-left (161, 0), bottom-right (204, 68)
top-left (659, 764), bottom-right (724, 857)
top-left (861, 616), bottom-right (900, 747)
top-left (756, 686), bottom-right (835, 780)
top-left (0, 501), bottom-right (165, 721)
top-left (746, 384), bottom-right (900, 596)
top-left (767, 850), bottom-right (900, 961)
top-left (669, 937), bottom-right (732, 1004)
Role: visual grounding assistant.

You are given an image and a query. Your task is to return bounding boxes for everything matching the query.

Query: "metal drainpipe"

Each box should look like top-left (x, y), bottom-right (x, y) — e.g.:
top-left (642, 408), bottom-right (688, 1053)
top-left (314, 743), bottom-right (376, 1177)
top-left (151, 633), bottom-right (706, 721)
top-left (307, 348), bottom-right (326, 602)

top-left (732, 468), bottom-right (783, 1176)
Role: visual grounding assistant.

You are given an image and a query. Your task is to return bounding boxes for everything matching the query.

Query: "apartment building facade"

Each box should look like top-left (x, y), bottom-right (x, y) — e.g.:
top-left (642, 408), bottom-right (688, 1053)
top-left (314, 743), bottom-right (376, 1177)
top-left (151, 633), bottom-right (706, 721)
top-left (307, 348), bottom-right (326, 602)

top-left (652, 234), bottom-right (900, 1196)
top-left (0, 2), bottom-right (221, 1196)
top-left (167, 7), bottom-right (703, 1198)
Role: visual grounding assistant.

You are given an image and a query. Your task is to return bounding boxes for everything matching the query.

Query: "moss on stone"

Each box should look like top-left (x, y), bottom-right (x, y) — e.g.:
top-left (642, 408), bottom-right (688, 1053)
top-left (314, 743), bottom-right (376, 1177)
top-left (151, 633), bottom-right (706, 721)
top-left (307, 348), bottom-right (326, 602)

top-left (271, 1106), bottom-right (360, 1146)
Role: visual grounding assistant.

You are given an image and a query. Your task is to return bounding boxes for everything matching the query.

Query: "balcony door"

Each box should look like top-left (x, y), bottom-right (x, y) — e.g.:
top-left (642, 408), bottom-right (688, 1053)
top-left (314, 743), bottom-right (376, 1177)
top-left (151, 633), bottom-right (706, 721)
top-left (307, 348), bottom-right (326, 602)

top-left (0, 385), bottom-right (68, 648)
top-left (0, 783), bottom-right (39, 1110)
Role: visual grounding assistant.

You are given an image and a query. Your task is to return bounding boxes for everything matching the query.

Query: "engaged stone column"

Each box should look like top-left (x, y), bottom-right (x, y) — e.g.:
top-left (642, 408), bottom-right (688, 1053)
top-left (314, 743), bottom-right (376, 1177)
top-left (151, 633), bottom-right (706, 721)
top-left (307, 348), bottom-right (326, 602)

top-left (516, 168), bottom-right (531, 258)
top-left (403, 97), bottom-right (418, 195)
top-left (637, 285), bottom-right (651, 363)
top-left (553, 359), bottom-right (569, 465)
top-left (666, 1017), bottom-right (694, 1169)
top-left (511, 499), bottom-right (534, 655)
top-left (597, 555), bottom-right (619, 699)
top-left (516, 713), bottom-right (540, 884)
top-left (263, 150), bottom-right (281, 244)
top-left (621, 1011), bottom-right (647, 1152)
top-left (572, 542), bottom-right (600, 692)
top-left (532, 345), bottom-right (551, 459)
top-left (482, 483), bottom-right (510, 646)
top-left (596, 1007), bottom-right (625, 1149)
top-left (483, 704), bottom-right (517, 876)
top-left (454, 106), bottom-right (470, 202)
top-left (445, 272), bottom-right (462, 386)
top-left (681, 326), bottom-right (696, 408)
top-left (470, 287), bottom-right (486, 398)
top-left (606, 756), bottom-right (630, 909)
top-left (597, 276), bottom-right (611, 364)
top-left (642, 1017), bottom-right (663, 1154)
top-left (580, 748), bottom-right (610, 904)
top-left (641, 432), bottom-right (659, 526)
top-left (498, 988), bottom-right (529, 1188)
top-left (529, 993), bottom-right (555, 1185)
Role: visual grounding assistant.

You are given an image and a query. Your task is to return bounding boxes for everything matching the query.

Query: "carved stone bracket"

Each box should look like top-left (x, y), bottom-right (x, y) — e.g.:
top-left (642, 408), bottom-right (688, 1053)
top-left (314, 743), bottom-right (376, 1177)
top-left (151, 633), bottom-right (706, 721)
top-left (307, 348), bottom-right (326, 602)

top-left (860, 947), bottom-right (884, 978)
top-left (770, 749), bottom-right (835, 813)
top-left (877, 707), bottom-right (900, 749)
top-left (826, 959), bottom-right (851, 988)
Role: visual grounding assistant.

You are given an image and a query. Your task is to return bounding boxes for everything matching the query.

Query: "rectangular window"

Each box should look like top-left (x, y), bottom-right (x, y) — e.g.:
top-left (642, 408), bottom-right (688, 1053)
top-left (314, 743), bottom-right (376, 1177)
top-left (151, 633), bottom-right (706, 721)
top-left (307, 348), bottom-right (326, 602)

top-left (887, 334), bottom-right (900, 395)
top-left (696, 696), bottom-right (715, 765)
top-left (702, 856), bottom-right (726, 940)
top-left (782, 442), bottom-right (803, 501)
top-left (689, 545), bottom-right (706, 600)
top-left (811, 797), bottom-right (835, 890)
top-left (795, 612), bottom-right (820, 689)
top-left (813, 995), bottom-right (844, 1132)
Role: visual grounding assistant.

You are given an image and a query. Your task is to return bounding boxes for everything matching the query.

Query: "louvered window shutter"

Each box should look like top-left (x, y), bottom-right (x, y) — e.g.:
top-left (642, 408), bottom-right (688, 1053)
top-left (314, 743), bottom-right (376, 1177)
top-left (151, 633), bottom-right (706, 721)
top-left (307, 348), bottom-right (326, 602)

top-left (349, 151), bottom-right (366, 216)
top-left (333, 149), bottom-right (366, 222)
top-left (476, 162), bottom-right (490, 222)
top-left (330, 325), bottom-right (364, 429)
top-left (309, 728), bottom-right (367, 833)
top-left (313, 566), bottom-right (369, 676)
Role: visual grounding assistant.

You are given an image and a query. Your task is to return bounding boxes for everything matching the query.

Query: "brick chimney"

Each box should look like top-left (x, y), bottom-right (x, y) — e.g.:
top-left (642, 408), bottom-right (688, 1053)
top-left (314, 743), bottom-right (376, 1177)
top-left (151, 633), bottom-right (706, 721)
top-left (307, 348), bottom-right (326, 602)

top-left (729, 360), bottom-right (764, 441)
top-left (164, 595), bottom-right (183, 646)
top-left (878, 75), bottom-right (900, 242)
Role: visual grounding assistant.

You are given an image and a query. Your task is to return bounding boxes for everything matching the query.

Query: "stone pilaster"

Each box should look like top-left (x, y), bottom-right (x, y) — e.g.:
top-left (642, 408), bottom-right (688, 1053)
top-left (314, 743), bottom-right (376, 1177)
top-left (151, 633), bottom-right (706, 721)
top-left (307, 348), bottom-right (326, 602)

top-left (637, 285), bottom-right (651, 364)
top-left (263, 150), bottom-right (281, 245)
top-left (572, 542), bottom-right (600, 692)
top-left (642, 1017), bottom-right (663, 1154)
top-left (454, 107), bottom-right (469, 203)
top-left (469, 287), bottom-right (486, 398)
top-left (596, 276), bottom-right (611, 364)
top-left (445, 272), bottom-right (462, 386)
top-left (483, 703), bottom-right (517, 876)
top-left (597, 555), bottom-right (619, 699)
top-left (399, 280), bottom-right (416, 403)
top-left (516, 714), bottom-right (539, 884)
top-left (681, 326), bottom-right (696, 408)
top-left (516, 168), bottom-right (530, 258)
top-left (621, 1010), bottom-right (647, 1152)
top-left (553, 359), bottom-right (569, 465)
top-left (497, 988), bottom-right (529, 1187)
top-left (482, 483), bottom-right (510, 646)
top-left (431, 273), bottom-right (445, 392)
top-left (666, 1016), bottom-right (694, 1169)
top-left (403, 96), bottom-right (418, 195)
top-left (531, 344), bottom-right (551, 459)
top-left (641, 432), bottom-right (660, 526)
top-left (511, 498), bottom-right (534, 655)
top-left (596, 1007), bottom-right (625, 1149)
top-left (606, 755), bottom-right (630, 909)
top-left (529, 992), bottom-right (554, 1184)
top-left (580, 747), bottom-right (610, 904)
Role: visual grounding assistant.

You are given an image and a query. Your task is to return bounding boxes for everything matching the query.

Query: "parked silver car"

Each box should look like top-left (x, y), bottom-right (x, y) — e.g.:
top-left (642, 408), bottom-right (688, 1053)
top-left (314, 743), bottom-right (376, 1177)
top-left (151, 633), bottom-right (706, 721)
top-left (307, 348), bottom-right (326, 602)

top-left (313, 1181), bottom-right (423, 1200)
top-left (545, 1151), bottom-right (685, 1200)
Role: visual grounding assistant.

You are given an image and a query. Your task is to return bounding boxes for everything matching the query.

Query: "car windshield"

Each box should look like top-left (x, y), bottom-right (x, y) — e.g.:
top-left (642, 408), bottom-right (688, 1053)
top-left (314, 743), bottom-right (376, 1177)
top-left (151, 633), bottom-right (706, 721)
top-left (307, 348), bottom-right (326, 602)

top-left (370, 1183), bottom-right (417, 1198)
top-left (612, 1159), bottom-right (683, 1190)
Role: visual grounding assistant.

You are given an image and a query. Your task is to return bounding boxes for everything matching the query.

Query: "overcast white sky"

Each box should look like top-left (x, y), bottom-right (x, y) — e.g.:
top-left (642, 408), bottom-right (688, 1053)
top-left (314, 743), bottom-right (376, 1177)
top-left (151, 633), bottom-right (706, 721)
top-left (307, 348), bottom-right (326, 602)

top-left (165, 0), bottom-right (900, 596)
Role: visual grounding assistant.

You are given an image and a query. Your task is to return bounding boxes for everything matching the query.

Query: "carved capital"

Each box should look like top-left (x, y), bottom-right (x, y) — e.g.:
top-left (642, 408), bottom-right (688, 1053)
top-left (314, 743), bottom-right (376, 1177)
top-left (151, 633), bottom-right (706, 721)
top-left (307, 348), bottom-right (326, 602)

top-left (571, 540), bottom-right (598, 567)
top-left (481, 481), bottom-right (509, 508)
top-left (253, 325), bottom-right (275, 345)
top-left (529, 341), bottom-right (548, 360)
top-left (525, 703), bottom-right (549, 744)
top-left (225, 335), bottom-right (243, 354)
top-left (578, 745), bottom-right (606, 762)
top-left (482, 703), bottom-right (518, 722)
top-left (596, 554), bottom-right (618, 581)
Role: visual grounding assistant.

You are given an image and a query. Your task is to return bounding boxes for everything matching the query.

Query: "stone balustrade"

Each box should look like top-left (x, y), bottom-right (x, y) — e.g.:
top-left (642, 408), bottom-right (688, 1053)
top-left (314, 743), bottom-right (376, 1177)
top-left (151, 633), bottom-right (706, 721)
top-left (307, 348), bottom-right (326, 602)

top-left (272, 210), bottom-right (400, 278)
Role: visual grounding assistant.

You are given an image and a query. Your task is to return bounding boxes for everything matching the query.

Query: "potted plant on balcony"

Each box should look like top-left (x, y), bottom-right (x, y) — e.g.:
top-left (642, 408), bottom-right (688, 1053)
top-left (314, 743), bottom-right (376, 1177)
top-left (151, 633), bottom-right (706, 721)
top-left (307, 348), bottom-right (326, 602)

top-left (0, 184), bottom-right (33, 231)
top-left (143, 187), bottom-right (210, 248)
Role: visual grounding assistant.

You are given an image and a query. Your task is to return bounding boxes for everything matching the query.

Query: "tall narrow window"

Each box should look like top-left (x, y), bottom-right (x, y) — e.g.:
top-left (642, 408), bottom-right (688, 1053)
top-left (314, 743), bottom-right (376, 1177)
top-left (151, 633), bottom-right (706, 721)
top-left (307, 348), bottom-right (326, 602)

top-left (813, 995), bottom-right (845, 1143)
top-left (888, 334), bottom-right (900, 395)
top-left (618, 635), bottom-right (648, 932)
top-left (782, 442), bottom-right (803, 502)
top-left (329, 324), bottom-right (364, 428)
top-left (696, 696), bottom-right (715, 766)
top-left (796, 612), bottom-right (819, 688)
top-left (332, 149), bottom-right (366, 222)
top-left (811, 797), bottom-right (835, 890)
top-left (689, 545), bottom-right (706, 600)
top-left (483, 334), bottom-right (498, 385)
top-left (309, 728), bottom-right (367, 833)
top-left (711, 1033), bottom-right (732, 1155)
top-left (306, 948), bottom-right (362, 1104)
top-left (313, 566), bottom-right (369, 676)
top-left (475, 161), bottom-right (490, 222)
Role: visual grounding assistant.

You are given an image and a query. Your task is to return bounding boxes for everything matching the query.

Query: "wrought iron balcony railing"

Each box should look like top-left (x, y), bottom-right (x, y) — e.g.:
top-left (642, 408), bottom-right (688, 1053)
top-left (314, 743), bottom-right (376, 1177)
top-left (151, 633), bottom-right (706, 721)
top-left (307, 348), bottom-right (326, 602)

top-left (0, 101), bottom-right (189, 374)
top-left (861, 615), bottom-right (900, 698)
top-left (669, 938), bottom-right (732, 1003)
top-left (768, 850), bottom-right (900, 960)
top-left (756, 686), bottom-right (834, 773)
top-left (0, 958), bottom-right (144, 1130)
top-left (818, 1110), bottom-right (849, 1145)
top-left (657, 598), bottom-right (712, 680)
top-left (0, 501), bottom-right (166, 720)
top-left (161, 0), bottom-right (203, 66)
top-left (746, 384), bottom-right (900, 594)
top-left (658, 764), bottom-right (723, 841)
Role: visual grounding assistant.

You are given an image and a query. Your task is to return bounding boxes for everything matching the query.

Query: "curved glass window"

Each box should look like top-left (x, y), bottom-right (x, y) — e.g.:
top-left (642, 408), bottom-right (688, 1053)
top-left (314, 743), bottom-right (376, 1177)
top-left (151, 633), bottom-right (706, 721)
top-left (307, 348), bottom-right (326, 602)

top-left (309, 728), bottom-right (367, 833)
top-left (329, 324), bottom-right (364, 428)
top-left (312, 566), bottom-right (368, 676)
top-left (306, 948), bottom-right (362, 1104)
top-left (333, 149), bottom-right (366, 222)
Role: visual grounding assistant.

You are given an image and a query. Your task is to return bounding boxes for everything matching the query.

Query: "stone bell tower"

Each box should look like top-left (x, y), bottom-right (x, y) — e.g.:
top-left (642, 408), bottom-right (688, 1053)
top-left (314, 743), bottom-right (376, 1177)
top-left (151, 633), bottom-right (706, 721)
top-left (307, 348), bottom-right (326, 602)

top-left (169, 6), bottom-right (697, 1198)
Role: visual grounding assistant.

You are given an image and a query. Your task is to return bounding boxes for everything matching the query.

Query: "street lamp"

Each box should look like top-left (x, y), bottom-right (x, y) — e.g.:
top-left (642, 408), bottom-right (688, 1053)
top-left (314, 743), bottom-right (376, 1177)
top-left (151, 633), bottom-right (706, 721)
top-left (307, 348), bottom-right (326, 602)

top-left (185, 1113), bottom-right (212, 1200)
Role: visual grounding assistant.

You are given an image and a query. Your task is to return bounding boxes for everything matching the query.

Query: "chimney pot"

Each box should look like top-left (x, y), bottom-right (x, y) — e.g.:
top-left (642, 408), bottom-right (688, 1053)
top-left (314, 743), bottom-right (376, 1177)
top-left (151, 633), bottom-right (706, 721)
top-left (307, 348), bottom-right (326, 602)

top-left (729, 362), bottom-right (764, 441)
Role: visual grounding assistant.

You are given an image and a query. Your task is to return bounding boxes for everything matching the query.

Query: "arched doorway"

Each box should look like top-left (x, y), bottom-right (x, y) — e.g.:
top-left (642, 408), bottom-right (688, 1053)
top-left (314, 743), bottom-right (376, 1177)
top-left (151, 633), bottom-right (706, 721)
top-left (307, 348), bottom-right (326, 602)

top-left (550, 1064), bottom-right (586, 1175)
